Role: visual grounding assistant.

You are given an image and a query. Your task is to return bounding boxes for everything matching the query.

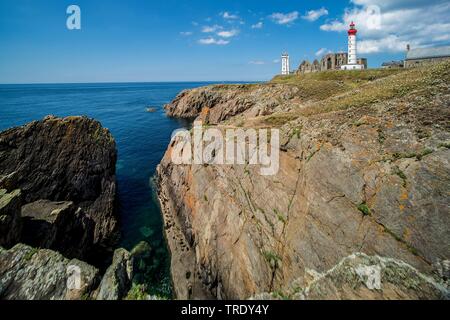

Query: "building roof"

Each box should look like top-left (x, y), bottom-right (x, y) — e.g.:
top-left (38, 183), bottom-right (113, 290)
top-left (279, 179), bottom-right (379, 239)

top-left (406, 45), bottom-right (450, 60)
top-left (382, 61), bottom-right (403, 66)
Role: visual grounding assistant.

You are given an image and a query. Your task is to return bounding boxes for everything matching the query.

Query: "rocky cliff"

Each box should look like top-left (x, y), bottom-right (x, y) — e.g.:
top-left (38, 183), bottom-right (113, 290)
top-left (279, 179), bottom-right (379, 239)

top-left (157, 61), bottom-right (450, 299)
top-left (0, 116), bottom-right (118, 260)
top-left (0, 242), bottom-right (154, 300)
top-left (0, 116), bottom-right (162, 300)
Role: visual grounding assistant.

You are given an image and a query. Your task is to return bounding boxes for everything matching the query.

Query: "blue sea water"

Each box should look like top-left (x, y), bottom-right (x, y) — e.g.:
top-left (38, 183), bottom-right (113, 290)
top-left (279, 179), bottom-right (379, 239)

top-left (0, 82), bottom-right (233, 296)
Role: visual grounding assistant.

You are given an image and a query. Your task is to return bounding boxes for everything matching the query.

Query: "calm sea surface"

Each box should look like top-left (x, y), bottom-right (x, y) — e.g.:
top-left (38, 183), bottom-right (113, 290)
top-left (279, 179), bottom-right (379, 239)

top-left (0, 82), bottom-right (243, 296)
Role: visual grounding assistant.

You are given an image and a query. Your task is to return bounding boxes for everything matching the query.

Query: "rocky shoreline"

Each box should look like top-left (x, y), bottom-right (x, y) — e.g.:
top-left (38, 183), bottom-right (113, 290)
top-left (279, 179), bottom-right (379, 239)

top-left (0, 116), bottom-right (154, 300)
top-left (156, 61), bottom-right (450, 299)
top-left (1, 62), bottom-right (449, 300)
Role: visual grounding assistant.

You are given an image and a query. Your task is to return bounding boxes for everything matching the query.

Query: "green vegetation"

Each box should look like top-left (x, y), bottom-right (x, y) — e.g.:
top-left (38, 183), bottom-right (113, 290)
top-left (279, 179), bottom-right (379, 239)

top-left (270, 68), bottom-right (406, 103)
top-left (416, 148), bottom-right (433, 160)
top-left (263, 113), bottom-right (297, 127)
top-left (24, 247), bottom-right (39, 261)
top-left (438, 142), bottom-right (450, 149)
top-left (290, 127), bottom-right (302, 139)
top-left (273, 208), bottom-right (286, 224)
top-left (357, 203), bottom-right (371, 216)
top-left (262, 250), bottom-right (282, 268)
top-left (393, 148), bottom-right (434, 161)
top-left (80, 293), bottom-right (92, 300)
top-left (306, 149), bottom-right (319, 162)
top-left (292, 61), bottom-right (450, 118)
top-left (272, 68), bottom-right (403, 84)
top-left (125, 284), bottom-right (148, 300)
top-left (271, 290), bottom-right (291, 300)
top-left (255, 61), bottom-right (450, 131)
top-left (377, 128), bottom-right (386, 144)
top-left (392, 166), bottom-right (407, 188)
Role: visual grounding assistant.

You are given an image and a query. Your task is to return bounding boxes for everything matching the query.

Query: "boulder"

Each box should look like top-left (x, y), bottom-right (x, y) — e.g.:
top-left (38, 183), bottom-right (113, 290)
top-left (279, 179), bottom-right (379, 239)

top-left (295, 253), bottom-right (449, 300)
top-left (0, 244), bottom-right (100, 300)
top-left (96, 248), bottom-right (133, 300)
top-left (0, 189), bottom-right (22, 248)
top-left (21, 200), bottom-right (95, 259)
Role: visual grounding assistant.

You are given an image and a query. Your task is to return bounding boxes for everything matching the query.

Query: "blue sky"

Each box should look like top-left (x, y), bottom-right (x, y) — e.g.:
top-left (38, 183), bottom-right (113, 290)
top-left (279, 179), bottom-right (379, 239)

top-left (0, 0), bottom-right (449, 83)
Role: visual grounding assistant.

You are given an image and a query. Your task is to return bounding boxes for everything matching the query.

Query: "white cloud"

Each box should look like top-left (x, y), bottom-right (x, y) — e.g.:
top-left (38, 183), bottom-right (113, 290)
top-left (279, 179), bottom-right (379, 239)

top-left (198, 37), bottom-right (230, 45)
top-left (217, 29), bottom-right (239, 38)
top-left (315, 48), bottom-right (331, 56)
top-left (357, 35), bottom-right (408, 53)
top-left (180, 31), bottom-right (193, 36)
top-left (270, 11), bottom-right (299, 25)
top-left (249, 60), bottom-right (265, 65)
top-left (302, 8), bottom-right (329, 21)
top-left (223, 12), bottom-right (239, 20)
top-left (252, 22), bottom-right (264, 29)
top-left (202, 25), bottom-right (223, 33)
top-left (273, 59), bottom-right (280, 63)
top-left (320, 0), bottom-right (450, 54)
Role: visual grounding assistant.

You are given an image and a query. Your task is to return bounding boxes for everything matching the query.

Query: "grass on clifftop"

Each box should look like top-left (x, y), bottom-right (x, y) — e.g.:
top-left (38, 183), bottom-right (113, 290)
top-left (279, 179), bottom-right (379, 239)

top-left (262, 60), bottom-right (450, 126)
top-left (270, 68), bottom-right (406, 103)
top-left (271, 68), bottom-right (404, 84)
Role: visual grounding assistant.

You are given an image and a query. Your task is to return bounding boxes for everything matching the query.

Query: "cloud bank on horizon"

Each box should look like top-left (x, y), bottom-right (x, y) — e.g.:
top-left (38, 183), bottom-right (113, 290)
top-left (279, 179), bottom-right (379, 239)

top-left (320, 0), bottom-right (450, 54)
top-left (184, 0), bottom-right (450, 55)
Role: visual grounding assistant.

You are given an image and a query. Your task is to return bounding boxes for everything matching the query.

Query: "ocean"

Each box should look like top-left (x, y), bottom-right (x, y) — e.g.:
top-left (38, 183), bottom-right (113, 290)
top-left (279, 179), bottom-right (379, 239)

top-left (0, 82), bottom-right (230, 297)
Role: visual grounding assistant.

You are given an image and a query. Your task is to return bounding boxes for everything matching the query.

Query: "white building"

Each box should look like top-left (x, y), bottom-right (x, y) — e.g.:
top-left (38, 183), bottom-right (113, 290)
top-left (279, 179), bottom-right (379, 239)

top-left (281, 53), bottom-right (290, 75)
top-left (341, 22), bottom-right (364, 70)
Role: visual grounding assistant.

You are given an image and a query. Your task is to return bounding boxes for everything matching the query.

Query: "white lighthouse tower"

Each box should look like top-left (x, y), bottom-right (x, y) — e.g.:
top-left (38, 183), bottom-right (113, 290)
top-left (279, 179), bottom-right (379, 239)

top-left (341, 22), bottom-right (364, 70)
top-left (281, 53), bottom-right (290, 75)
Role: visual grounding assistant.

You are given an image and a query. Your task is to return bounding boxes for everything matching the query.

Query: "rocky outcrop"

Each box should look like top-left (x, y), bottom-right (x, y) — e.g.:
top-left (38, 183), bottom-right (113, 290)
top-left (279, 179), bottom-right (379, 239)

top-left (164, 84), bottom-right (300, 124)
top-left (0, 242), bottom-right (156, 300)
top-left (0, 244), bottom-right (100, 300)
top-left (0, 116), bottom-right (118, 259)
top-left (96, 248), bottom-right (133, 300)
top-left (253, 253), bottom-right (449, 300)
top-left (0, 189), bottom-right (22, 248)
top-left (21, 200), bottom-right (95, 259)
top-left (157, 61), bottom-right (450, 299)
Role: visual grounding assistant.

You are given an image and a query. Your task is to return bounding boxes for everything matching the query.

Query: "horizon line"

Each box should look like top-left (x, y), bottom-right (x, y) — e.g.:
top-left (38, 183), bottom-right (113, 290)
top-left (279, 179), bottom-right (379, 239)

top-left (0, 79), bottom-right (267, 86)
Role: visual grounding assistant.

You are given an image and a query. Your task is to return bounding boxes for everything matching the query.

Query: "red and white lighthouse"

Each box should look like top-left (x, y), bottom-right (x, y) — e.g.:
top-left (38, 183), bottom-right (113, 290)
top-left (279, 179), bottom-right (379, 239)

top-left (341, 22), bottom-right (364, 70)
top-left (348, 22), bottom-right (357, 65)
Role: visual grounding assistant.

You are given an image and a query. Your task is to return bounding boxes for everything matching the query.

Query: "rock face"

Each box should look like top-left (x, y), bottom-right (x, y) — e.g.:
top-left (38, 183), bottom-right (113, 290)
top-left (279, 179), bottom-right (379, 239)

top-left (0, 189), bottom-right (22, 248)
top-left (157, 62), bottom-right (450, 299)
top-left (297, 253), bottom-right (449, 300)
top-left (21, 200), bottom-right (95, 259)
top-left (96, 248), bottom-right (133, 300)
top-left (0, 116), bottom-right (118, 259)
top-left (165, 84), bottom-right (300, 124)
top-left (253, 253), bottom-right (449, 300)
top-left (0, 244), bottom-right (100, 300)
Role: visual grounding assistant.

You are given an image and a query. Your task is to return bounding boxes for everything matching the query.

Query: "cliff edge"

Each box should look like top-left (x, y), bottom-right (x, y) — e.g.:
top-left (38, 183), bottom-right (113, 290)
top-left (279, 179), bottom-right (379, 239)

top-left (157, 61), bottom-right (450, 299)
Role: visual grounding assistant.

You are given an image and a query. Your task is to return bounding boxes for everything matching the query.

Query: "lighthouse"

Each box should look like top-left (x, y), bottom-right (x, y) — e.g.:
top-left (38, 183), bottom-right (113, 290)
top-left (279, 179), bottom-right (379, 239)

top-left (281, 53), bottom-right (290, 75)
top-left (341, 22), bottom-right (364, 70)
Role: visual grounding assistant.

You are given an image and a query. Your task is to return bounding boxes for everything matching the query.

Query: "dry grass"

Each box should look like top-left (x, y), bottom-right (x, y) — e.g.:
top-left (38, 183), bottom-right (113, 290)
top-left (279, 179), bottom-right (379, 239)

top-left (297, 61), bottom-right (450, 117)
top-left (258, 60), bottom-right (450, 127)
top-left (271, 68), bottom-right (404, 84)
top-left (270, 68), bottom-right (407, 102)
